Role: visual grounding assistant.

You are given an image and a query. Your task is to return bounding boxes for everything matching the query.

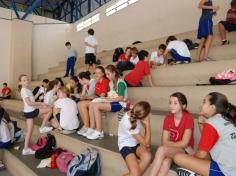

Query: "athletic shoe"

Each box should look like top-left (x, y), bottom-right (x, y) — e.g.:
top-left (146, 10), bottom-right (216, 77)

top-left (39, 126), bottom-right (53, 134)
top-left (82, 128), bottom-right (95, 137)
top-left (222, 40), bottom-right (230, 45)
top-left (176, 167), bottom-right (198, 176)
top-left (22, 148), bottom-right (35, 155)
top-left (77, 126), bottom-right (88, 136)
top-left (86, 130), bottom-right (104, 140)
top-left (61, 129), bottom-right (76, 135)
top-left (0, 161), bottom-right (5, 170)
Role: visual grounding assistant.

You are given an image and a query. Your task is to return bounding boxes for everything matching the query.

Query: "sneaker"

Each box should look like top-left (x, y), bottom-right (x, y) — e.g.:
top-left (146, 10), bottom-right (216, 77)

top-left (77, 126), bottom-right (88, 136)
top-left (183, 61), bottom-right (190, 64)
top-left (22, 148), bottom-right (35, 155)
top-left (176, 61), bottom-right (182, 64)
top-left (39, 126), bottom-right (53, 134)
top-left (61, 129), bottom-right (76, 135)
top-left (82, 128), bottom-right (95, 137)
top-left (86, 130), bottom-right (104, 140)
top-left (222, 40), bottom-right (230, 45)
top-left (0, 161), bottom-right (5, 170)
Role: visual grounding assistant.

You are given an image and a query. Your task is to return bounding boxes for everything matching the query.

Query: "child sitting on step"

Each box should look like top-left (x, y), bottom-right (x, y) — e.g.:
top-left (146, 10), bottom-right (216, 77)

top-left (125, 50), bottom-right (154, 87)
top-left (150, 44), bottom-right (166, 68)
top-left (54, 87), bottom-right (80, 134)
top-left (19, 74), bottom-right (53, 155)
top-left (0, 106), bottom-right (24, 148)
top-left (173, 92), bottom-right (236, 176)
top-left (149, 92), bottom-right (194, 176)
top-left (86, 65), bottom-right (128, 140)
top-left (118, 101), bottom-right (152, 176)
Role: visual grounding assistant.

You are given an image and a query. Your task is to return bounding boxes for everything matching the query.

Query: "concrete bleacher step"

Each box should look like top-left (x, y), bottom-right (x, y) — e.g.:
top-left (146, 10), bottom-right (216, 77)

top-left (6, 114), bottom-right (177, 176)
top-left (49, 55), bottom-right (112, 73)
top-left (139, 59), bottom-right (236, 86)
top-left (44, 27), bottom-right (235, 77)
top-left (127, 85), bottom-right (236, 114)
top-left (48, 43), bottom-right (236, 74)
top-left (2, 146), bottom-right (63, 176)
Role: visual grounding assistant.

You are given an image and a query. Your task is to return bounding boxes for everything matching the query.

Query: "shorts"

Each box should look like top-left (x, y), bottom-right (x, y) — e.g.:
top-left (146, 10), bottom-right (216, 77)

top-left (170, 49), bottom-right (191, 63)
top-left (197, 19), bottom-right (213, 39)
top-left (110, 102), bottom-right (123, 112)
top-left (23, 109), bottom-right (39, 119)
top-left (209, 160), bottom-right (225, 176)
top-left (120, 144), bottom-right (140, 159)
top-left (219, 21), bottom-right (236, 32)
top-left (124, 80), bottom-right (142, 87)
top-left (85, 53), bottom-right (96, 65)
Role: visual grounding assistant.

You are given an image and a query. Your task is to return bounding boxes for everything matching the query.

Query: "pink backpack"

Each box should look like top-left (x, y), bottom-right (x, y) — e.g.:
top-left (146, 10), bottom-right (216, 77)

top-left (56, 152), bottom-right (75, 173)
top-left (31, 137), bottom-right (47, 151)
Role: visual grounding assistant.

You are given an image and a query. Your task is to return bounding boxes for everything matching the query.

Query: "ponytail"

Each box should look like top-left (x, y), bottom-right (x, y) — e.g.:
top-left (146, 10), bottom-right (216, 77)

top-left (129, 101), bottom-right (151, 130)
top-left (208, 92), bottom-right (236, 127)
top-left (226, 103), bottom-right (236, 127)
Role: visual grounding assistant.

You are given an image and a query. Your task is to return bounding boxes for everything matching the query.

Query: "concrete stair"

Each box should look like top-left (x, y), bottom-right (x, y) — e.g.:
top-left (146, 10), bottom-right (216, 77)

top-left (1, 107), bottom-right (179, 176)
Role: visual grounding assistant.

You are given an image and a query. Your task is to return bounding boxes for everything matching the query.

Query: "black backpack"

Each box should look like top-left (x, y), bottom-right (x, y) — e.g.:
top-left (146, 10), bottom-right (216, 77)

top-left (112, 48), bottom-right (124, 62)
top-left (35, 134), bottom-right (56, 159)
top-left (183, 39), bottom-right (199, 50)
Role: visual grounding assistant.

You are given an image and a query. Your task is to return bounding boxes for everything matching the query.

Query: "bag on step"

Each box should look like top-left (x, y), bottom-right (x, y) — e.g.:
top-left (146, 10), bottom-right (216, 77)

top-left (67, 148), bottom-right (101, 176)
top-left (31, 136), bottom-right (47, 151)
top-left (35, 134), bottom-right (56, 159)
top-left (183, 39), bottom-right (199, 50)
top-left (113, 48), bottom-right (124, 62)
top-left (56, 152), bottom-right (75, 173)
top-left (209, 68), bottom-right (236, 85)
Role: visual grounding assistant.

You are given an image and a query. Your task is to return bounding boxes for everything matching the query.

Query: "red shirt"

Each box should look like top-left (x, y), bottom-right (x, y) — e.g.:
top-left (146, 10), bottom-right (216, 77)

top-left (94, 78), bottom-right (109, 96)
top-left (118, 54), bottom-right (131, 62)
top-left (163, 112), bottom-right (195, 149)
top-left (1, 87), bottom-right (11, 96)
top-left (124, 60), bottom-right (150, 86)
top-left (198, 123), bottom-right (219, 152)
top-left (227, 8), bottom-right (236, 24)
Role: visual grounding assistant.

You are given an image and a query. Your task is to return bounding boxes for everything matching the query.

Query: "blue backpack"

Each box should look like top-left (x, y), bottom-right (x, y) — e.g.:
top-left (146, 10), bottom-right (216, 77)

top-left (67, 148), bottom-right (101, 176)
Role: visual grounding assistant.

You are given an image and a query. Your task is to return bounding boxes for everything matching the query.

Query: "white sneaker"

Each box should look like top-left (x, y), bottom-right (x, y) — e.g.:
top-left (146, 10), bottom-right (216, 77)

top-left (22, 148), bottom-right (35, 155)
top-left (77, 126), bottom-right (88, 136)
top-left (86, 130), bottom-right (104, 140)
top-left (0, 161), bottom-right (5, 170)
top-left (61, 129), bottom-right (76, 135)
top-left (39, 126), bottom-right (53, 134)
top-left (82, 128), bottom-right (95, 137)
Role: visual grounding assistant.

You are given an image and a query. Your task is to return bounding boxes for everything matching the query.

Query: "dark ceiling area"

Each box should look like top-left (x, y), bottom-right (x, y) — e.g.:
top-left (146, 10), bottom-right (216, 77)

top-left (0, 0), bottom-right (110, 23)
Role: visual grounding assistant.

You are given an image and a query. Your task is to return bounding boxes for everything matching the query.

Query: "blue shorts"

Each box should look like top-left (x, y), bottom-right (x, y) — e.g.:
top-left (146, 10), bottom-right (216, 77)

top-left (120, 144), bottom-right (140, 159)
top-left (219, 21), bottom-right (236, 32)
top-left (209, 160), bottom-right (224, 176)
top-left (23, 109), bottom-right (39, 119)
top-left (110, 102), bottom-right (123, 112)
top-left (197, 19), bottom-right (213, 39)
top-left (170, 49), bottom-right (191, 63)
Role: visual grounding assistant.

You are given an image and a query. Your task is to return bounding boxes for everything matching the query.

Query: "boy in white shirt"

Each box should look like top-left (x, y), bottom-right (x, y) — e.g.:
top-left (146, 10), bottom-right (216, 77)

top-left (164, 36), bottom-right (191, 64)
top-left (64, 42), bottom-right (77, 77)
top-left (85, 28), bottom-right (98, 73)
top-left (54, 87), bottom-right (80, 134)
top-left (150, 44), bottom-right (166, 69)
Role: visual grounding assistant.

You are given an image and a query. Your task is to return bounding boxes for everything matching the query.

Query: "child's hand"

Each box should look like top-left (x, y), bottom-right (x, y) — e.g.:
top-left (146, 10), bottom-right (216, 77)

top-left (198, 115), bottom-right (207, 124)
top-left (141, 113), bottom-right (151, 126)
top-left (213, 5), bottom-right (220, 11)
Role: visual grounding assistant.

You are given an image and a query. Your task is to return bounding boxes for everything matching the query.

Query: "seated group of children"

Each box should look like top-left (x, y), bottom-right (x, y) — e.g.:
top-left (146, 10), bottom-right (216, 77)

top-left (116, 35), bottom-right (192, 75)
top-left (15, 64), bottom-right (236, 176)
